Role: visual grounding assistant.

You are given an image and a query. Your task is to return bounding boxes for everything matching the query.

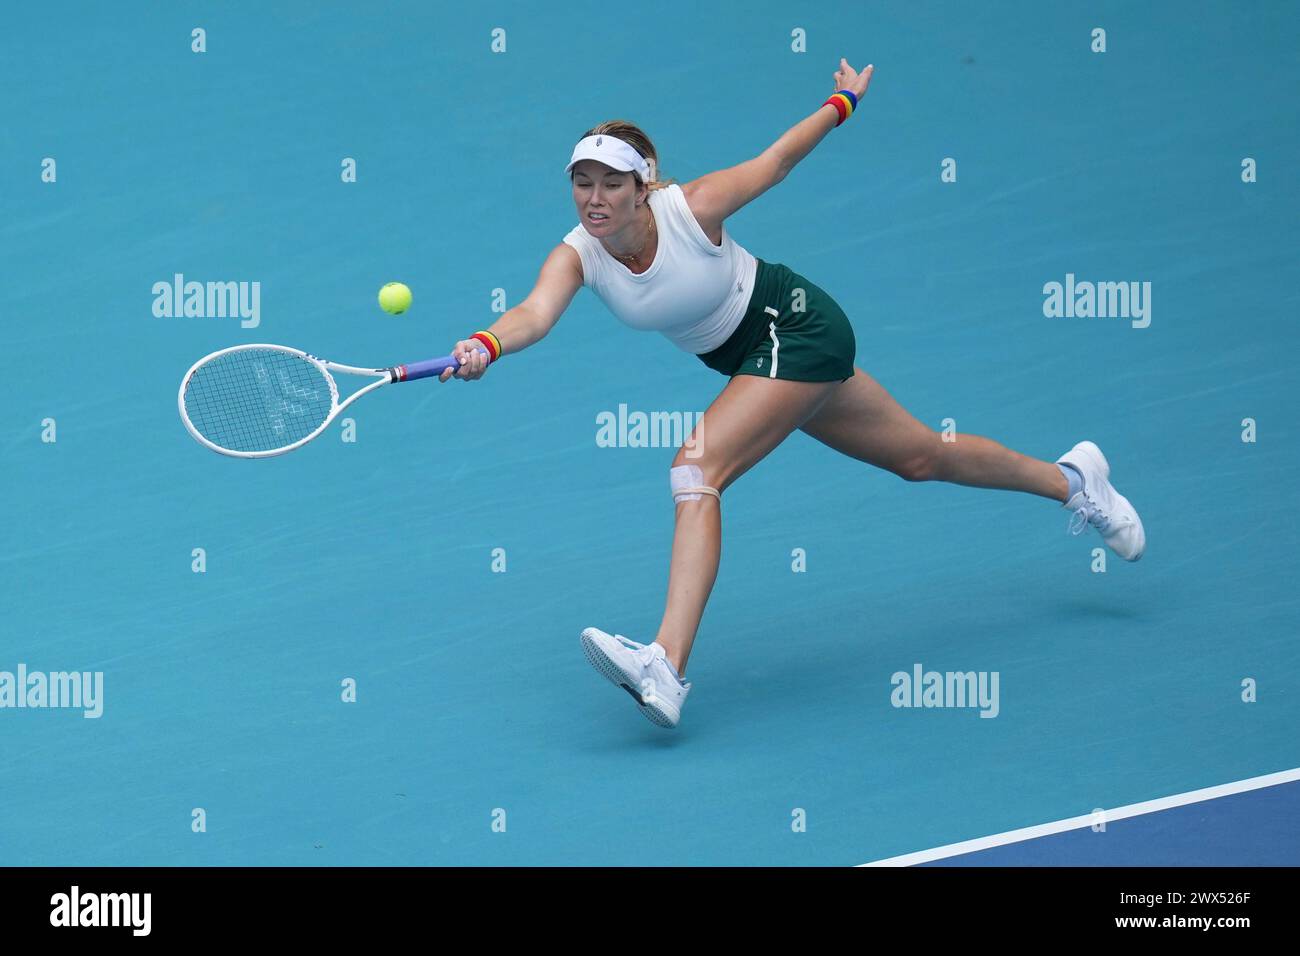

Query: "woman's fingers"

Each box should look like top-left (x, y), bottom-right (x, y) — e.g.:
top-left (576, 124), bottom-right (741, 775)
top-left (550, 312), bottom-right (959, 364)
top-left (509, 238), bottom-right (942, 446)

top-left (458, 345), bottom-right (490, 380)
top-left (833, 58), bottom-right (873, 97)
top-left (443, 341), bottom-right (470, 381)
top-left (440, 341), bottom-right (492, 382)
top-left (852, 63), bottom-right (873, 96)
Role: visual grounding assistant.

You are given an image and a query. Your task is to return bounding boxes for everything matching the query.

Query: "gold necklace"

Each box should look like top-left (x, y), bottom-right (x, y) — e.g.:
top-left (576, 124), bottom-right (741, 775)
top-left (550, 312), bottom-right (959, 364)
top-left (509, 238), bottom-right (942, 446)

top-left (611, 205), bottom-right (655, 263)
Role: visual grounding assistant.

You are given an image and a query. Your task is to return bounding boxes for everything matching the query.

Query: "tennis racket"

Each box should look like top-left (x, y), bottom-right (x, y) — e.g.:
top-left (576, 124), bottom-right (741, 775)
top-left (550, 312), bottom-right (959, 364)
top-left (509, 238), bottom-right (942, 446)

top-left (178, 343), bottom-right (486, 458)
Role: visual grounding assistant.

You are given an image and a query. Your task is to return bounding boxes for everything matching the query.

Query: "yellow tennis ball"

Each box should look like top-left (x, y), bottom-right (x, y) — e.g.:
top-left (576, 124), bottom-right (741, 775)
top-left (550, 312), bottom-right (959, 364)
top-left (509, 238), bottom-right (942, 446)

top-left (378, 282), bottom-right (412, 315)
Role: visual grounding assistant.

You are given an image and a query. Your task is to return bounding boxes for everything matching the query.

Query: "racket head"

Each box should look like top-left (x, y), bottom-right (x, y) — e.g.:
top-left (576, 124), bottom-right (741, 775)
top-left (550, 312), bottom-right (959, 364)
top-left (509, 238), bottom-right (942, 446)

top-left (178, 344), bottom-right (340, 457)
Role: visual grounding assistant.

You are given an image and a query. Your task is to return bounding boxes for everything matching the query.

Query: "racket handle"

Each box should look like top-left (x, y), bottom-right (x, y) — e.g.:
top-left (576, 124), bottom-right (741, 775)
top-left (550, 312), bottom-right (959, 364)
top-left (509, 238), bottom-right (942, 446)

top-left (391, 348), bottom-right (490, 382)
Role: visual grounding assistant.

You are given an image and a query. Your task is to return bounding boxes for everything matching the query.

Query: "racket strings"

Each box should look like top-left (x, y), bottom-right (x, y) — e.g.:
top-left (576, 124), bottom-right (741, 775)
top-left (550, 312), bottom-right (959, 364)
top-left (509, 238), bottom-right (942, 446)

top-left (183, 349), bottom-right (335, 453)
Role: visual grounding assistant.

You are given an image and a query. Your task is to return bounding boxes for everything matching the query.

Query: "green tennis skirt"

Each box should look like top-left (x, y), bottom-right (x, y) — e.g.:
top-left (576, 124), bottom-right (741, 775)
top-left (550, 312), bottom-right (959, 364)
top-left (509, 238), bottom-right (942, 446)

top-left (697, 258), bottom-right (857, 383)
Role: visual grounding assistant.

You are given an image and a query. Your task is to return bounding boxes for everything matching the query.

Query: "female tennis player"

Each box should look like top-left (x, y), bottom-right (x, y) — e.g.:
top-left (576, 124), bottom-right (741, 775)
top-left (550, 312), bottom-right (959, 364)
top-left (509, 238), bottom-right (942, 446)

top-left (439, 59), bottom-right (1145, 729)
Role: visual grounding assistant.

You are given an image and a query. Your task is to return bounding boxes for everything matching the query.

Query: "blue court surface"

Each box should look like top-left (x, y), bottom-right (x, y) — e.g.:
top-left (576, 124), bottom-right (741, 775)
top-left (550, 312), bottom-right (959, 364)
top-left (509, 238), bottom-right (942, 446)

top-left (2, 2), bottom-right (1296, 866)
top-left (891, 770), bottom-right (1300, 866)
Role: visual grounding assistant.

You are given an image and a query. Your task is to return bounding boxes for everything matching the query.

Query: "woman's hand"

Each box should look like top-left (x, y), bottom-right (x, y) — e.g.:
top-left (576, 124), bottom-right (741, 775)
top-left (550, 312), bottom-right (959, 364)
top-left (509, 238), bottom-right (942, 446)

top-left (832, 58), bottom-right (874, 98)
top-left (438, 339), bottom-right (492, 382)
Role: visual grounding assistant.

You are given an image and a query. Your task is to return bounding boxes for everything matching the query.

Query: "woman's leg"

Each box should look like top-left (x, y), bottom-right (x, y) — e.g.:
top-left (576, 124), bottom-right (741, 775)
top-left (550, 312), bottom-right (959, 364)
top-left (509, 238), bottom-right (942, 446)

top-left (653, 374), bottom-right (839, 675)
top-left (800, 368), bottom-right (1069, 500)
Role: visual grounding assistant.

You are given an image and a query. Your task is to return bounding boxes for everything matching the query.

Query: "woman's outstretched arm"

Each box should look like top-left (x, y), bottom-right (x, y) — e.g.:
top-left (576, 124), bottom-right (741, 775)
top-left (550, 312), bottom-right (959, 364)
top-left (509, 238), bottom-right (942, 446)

top-left (440, 243), bottom-right (583, 381)
top-left (683, 58), bottom-right (874, 231)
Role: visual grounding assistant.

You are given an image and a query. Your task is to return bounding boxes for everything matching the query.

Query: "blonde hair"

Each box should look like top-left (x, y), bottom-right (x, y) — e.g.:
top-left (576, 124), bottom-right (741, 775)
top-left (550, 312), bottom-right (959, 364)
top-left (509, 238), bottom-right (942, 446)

top-left (574, 120), bottom-right (677, 192)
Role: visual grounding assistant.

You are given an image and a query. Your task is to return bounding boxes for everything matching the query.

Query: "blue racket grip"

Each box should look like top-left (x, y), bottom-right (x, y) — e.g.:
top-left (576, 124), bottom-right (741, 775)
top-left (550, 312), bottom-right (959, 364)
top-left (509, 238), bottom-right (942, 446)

top-left (392, 348), bottom-right (490, 382)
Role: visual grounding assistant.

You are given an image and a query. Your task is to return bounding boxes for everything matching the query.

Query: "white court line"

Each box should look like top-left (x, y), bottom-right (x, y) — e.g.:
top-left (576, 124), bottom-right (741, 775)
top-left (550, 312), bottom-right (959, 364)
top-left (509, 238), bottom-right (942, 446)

top-left (860, 766), bottom-right (1300, 867)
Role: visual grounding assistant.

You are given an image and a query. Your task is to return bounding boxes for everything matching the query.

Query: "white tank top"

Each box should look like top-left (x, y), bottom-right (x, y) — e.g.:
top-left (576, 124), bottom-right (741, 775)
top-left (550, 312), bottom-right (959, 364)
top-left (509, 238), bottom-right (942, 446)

top-left (562, 183), bottom-right (758, 354)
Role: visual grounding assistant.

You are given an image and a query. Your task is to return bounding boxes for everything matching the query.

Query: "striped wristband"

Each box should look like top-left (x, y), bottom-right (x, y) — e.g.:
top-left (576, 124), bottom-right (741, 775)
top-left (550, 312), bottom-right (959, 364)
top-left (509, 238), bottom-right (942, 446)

top-left (823, 88), bottom-right (858, 127)
top-left (471, 330), bottom-right (501, 362)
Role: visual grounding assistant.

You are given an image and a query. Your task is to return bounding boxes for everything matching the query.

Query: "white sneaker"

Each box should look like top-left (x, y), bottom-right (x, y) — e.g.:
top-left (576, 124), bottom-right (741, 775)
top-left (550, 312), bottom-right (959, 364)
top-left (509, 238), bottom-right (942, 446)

top-left (579, 627), bottom-right (691, 729)
top-left (1056, 441), bottom-right (1146, 561)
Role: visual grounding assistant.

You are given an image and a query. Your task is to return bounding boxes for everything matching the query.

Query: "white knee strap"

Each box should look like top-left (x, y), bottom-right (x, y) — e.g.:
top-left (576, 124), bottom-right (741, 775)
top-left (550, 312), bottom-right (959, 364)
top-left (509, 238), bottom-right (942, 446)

top-left (670, 464), bottom-right (720, 503)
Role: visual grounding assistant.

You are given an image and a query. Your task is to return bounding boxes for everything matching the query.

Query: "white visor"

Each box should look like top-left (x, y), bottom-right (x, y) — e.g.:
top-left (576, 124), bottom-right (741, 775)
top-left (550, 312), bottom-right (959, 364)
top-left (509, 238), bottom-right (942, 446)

top-left (565, 134), bottom-right (653, 182)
